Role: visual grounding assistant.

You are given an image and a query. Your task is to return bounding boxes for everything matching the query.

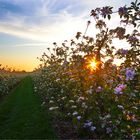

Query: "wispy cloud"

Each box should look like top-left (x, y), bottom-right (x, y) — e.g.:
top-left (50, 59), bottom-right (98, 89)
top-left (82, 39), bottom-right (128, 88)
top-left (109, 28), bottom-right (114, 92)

top-left (14, 42), bottom-right (50, 48)
top-left (0, 10), bottom-right (87, 43)
top-left (0, 0), bottom-right (132, 43)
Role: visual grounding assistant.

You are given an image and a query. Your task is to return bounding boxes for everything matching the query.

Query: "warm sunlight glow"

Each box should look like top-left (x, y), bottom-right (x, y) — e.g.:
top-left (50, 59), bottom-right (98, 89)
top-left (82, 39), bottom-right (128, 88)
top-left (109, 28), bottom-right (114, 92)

top-left (1, 58), bottom-right (39, 72)
top-left (86, 58), bottom-right (98, 71)
top-left (90, 61), bottom-right (97, 70)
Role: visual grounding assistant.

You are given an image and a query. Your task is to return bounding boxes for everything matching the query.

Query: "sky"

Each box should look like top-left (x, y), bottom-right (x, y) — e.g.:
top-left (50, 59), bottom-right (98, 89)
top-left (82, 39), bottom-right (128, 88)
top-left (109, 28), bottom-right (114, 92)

top-left (0, 0), bottom-right (133, 71)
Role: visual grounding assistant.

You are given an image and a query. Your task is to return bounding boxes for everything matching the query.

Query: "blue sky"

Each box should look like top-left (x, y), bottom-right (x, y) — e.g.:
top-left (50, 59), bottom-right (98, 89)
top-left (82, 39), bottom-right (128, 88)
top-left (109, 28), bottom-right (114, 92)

top-left (0, 0), bottom-right (133, 71)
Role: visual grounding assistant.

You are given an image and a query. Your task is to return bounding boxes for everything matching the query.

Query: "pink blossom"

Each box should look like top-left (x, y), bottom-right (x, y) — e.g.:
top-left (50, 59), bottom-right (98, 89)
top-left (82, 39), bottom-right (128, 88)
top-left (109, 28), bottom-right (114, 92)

top-left (118, 6), bottom-right (127, 16)
top-left (114, 84), bottom-right (126, 94)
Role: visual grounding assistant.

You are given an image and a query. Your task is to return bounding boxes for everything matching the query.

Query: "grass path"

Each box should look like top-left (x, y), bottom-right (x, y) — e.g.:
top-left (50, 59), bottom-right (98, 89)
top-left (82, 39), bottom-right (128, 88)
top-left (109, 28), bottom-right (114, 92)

top-left (0, 77), bottom-right (57, 139)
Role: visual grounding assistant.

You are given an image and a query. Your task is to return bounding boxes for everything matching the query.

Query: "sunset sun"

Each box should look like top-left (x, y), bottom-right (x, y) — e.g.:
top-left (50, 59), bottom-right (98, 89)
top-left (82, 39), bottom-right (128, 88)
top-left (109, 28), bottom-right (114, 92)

top-left (89, 60), bottom-right (97, 70)
top-left (86, 58), bottom-right (98, 71)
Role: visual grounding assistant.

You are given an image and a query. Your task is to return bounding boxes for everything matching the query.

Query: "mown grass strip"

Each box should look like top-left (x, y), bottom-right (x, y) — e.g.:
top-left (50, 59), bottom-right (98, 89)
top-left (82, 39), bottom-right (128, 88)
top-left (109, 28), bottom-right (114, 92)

top-left (0, 76), bottom-right (57, 139)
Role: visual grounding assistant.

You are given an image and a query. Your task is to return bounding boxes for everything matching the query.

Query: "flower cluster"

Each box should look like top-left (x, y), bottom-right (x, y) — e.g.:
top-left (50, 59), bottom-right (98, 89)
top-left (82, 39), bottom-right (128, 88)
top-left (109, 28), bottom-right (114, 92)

top-left (83, 120), bottom-right (96, 132)
top-left (101, 6), bottom-right (113, 17)
top-left (128, 36), bottom-right (139, 46)
top-left (118, 6), bottom-right (127, 16)
top-left (114, 84), bottom-right (126, 94)
top-left (33, 1), bottom-right (140, 139)
top-left (0, 73), bottom-right (19, 96)
top-left (34, 48), bottom-right (139, 139)
top-left (117, 49), bottom-right (128, 55)
top-left (125, 68), bottom-right (136, 81)
top-left (90, 6), bottom-right (113, 19)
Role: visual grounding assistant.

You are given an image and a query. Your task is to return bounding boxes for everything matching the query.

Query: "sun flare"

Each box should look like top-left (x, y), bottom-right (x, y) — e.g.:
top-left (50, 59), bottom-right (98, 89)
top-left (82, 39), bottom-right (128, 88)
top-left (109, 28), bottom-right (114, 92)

top-left (90, 61), bottom-right (97, 69)
top-left (86, 58), bottom-right (98, 71)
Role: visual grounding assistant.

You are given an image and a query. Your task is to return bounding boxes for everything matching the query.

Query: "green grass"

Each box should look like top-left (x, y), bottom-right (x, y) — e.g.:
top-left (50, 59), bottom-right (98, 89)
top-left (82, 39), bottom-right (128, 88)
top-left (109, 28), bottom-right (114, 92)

top-left (0, 76), bottom-right (57, 139)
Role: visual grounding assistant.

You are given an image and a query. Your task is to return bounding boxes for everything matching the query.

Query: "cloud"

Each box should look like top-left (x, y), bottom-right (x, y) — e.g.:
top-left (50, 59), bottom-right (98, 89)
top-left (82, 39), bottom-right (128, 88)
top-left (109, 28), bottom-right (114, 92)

top-left (0, 7), bottom-right (88, 43)
top-left (14, 42), bottom-right (50, 48)
top-left (0, 0), bottom-right (133, 44)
